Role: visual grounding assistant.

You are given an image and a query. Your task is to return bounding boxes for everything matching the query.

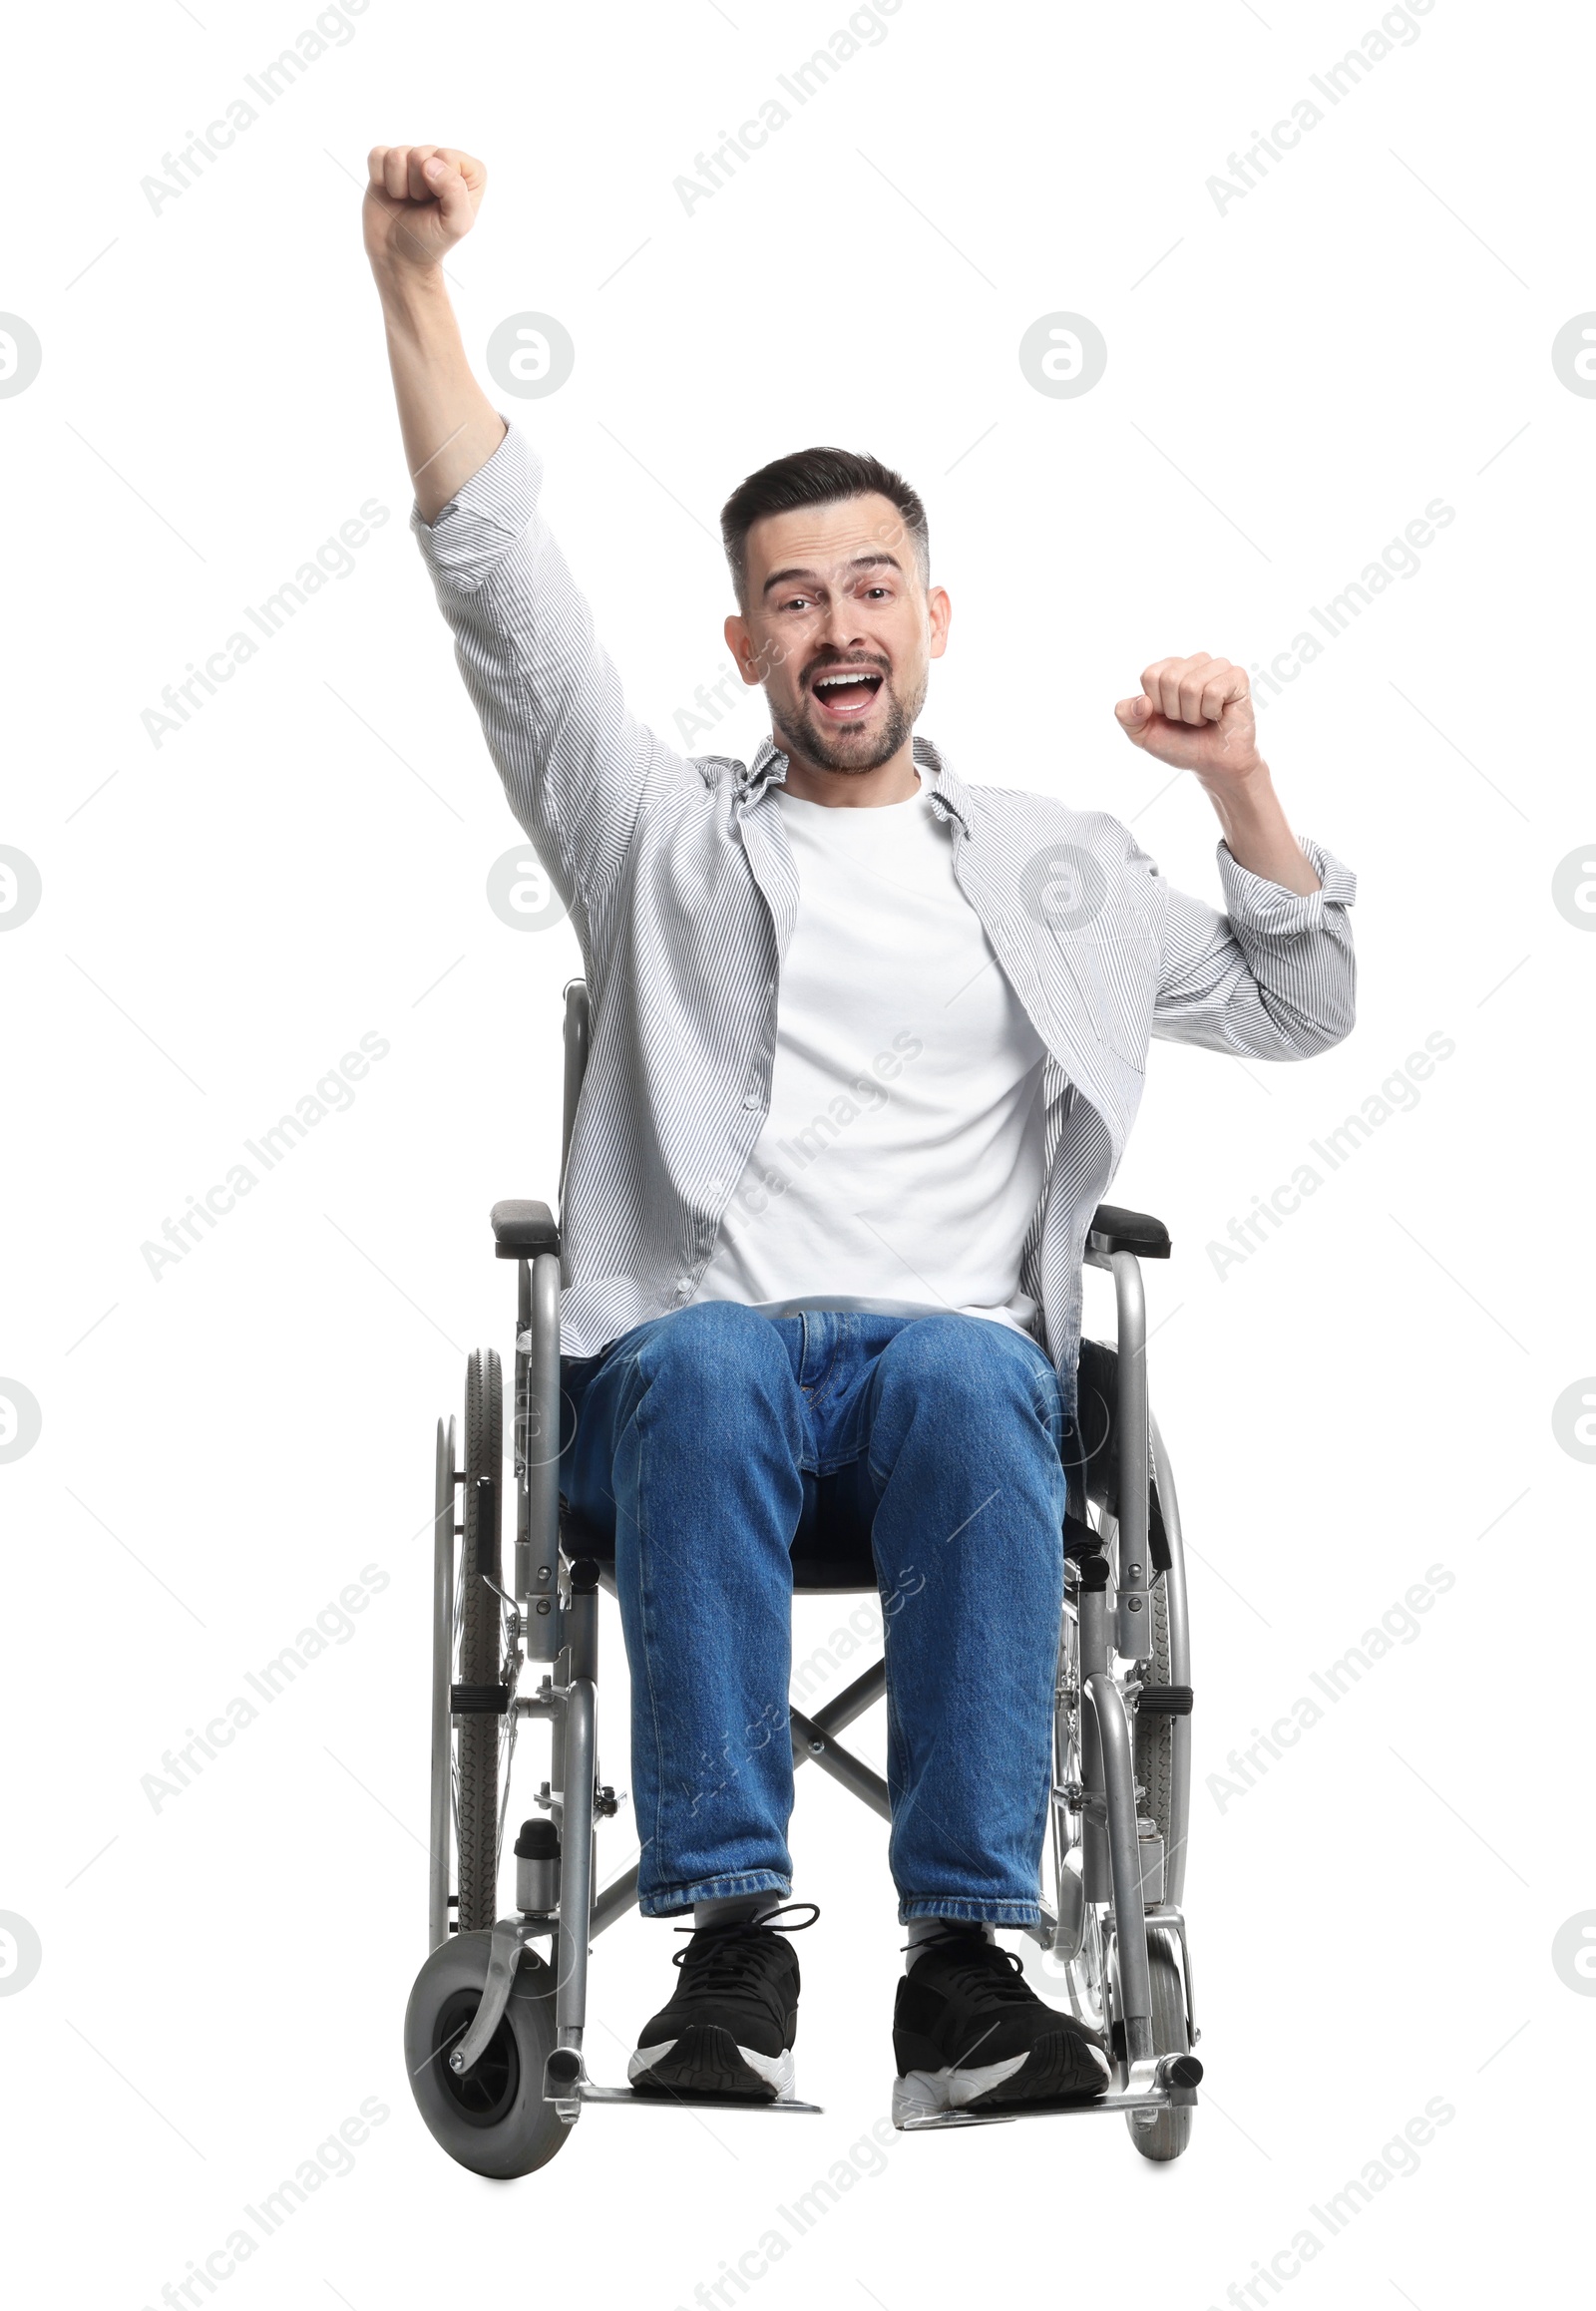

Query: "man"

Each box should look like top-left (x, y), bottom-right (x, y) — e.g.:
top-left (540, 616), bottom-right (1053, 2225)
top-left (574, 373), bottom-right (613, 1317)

top-left (365, 144), bottom-right (1356, 2120)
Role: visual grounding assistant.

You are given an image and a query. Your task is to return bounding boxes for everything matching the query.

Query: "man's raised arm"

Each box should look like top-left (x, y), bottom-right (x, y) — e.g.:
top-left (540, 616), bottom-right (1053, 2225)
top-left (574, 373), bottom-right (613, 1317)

top-left (1113, 652), bottom-right (1358, 1059)
top-left (363, 145), bottom-right (698, 911)
top-left (365, 146), bottom-right (505, 523)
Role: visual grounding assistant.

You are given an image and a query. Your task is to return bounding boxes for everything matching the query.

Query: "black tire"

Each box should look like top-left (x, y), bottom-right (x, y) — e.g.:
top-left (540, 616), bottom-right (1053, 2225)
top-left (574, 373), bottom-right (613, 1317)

top-left (1126, 1928), bottom-right (1193, 2162)
top-left (404, 1931), bottom-right (569, 2178)
top-left (1134, 1566), bottom-right (1176, 1859)
top-left (457, 1349), bottom-right (504, 1934)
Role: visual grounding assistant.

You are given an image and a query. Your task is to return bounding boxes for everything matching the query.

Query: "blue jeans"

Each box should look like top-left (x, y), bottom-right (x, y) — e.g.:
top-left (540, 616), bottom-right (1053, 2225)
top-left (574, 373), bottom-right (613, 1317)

top-left (559, 1301), bottom-right (1071, 1924)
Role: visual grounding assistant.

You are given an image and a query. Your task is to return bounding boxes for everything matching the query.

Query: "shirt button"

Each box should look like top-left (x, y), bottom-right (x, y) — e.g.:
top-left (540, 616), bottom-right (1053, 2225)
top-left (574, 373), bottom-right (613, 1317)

top-left (743, 1091), bottom-right (762, 1110)
top-left (675, 1276), bottom-right (692, 1295)
top-left (707, 1176), bottom-right (725, 1194)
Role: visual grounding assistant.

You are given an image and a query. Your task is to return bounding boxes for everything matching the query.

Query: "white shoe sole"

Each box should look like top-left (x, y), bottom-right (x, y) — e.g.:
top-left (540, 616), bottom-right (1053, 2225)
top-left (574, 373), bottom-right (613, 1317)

top-left (893, 2040), bottom-right (1110, 2125)
top-left (628, 2036), bottom-right (796, 2101)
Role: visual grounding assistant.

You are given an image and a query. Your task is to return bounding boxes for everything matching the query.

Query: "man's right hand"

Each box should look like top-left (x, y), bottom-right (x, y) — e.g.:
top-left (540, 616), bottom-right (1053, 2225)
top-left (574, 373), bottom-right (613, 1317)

top-left (362, 144), bottom-right (503, 523)
top-left (363, 146), bottom-right (486, 281)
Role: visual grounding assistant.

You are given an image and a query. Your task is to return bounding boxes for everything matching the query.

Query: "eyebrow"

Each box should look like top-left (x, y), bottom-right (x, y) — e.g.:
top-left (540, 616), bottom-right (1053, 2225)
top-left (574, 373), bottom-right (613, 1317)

top-left (760, 552), bottom-right (906, 599)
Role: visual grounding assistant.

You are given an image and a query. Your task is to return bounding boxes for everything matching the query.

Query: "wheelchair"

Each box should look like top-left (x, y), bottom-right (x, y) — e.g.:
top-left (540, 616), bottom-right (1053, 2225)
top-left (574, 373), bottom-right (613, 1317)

top-left (404, 980), bottom-right (1203, 2176)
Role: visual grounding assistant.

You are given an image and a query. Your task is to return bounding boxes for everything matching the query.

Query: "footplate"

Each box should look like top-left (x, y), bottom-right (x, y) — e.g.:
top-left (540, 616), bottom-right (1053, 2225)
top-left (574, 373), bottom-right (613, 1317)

top-left (894, 2052), bottom-right (1201, 2131)
top-left (544, 2048), bottom-right (823, 2115)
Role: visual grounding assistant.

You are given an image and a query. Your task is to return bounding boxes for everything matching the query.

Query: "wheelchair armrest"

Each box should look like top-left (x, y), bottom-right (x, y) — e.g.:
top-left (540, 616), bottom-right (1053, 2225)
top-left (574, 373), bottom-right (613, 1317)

top-left (490, 1199), bottom-right (562, 1259)
top-left (1087, 1203), bottom-right (1171, 1260)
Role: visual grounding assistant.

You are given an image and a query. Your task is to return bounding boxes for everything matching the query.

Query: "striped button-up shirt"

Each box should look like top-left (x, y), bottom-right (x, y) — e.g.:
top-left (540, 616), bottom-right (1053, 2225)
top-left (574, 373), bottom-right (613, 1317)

top-left (412, 420), bottom-right (1358, 1411)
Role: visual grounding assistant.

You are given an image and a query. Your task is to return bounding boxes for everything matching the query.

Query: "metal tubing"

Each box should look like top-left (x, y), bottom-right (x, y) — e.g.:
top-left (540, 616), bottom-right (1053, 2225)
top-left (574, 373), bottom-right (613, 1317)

top-left (1151, 1412), bottom-right (1193, 1907)
top-left (1078, 1578), bottom-right (1109, 1685)
top-left (555, 1678), bottom-right (597, 2046)
top-left (521, 1250), bottom-right (563, 1654)
top-left (789, 1708), bottom-right (891, 1819)
top-left (566, 1584), bottom-right (598, 1687)
top-left (1078, 1580), bottom-right (1110, 1902)
top-left (592, 1861), bottom-right (639, 1940)
top-left (1049, 1609), bottom-right (1086, 1960)
top-left (811, 1658), bottom-right (886, 1739)
top-left (1108, 1252), bottom-right (1151, 1659)
top-left (429, 1417), bottom-right (455, 1951)
top-left (513, 1257), bottom-right (532, 1588)
top-left (551, 1652), bottom-right (569, 1798)
top-left (1085, 1672), bottom-right (1153, 2063)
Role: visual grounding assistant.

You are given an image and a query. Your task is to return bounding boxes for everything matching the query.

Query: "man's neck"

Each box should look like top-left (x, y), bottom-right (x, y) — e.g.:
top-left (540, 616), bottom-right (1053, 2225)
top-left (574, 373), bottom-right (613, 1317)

top-left (777, 741), bottom-right (922, 808)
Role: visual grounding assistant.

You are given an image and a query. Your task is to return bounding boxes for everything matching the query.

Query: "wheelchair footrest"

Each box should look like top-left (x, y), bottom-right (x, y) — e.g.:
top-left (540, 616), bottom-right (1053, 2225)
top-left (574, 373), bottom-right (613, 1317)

top-left (544, 2042), bottom-right (822, 2111)
top-left (897, 2081), bottom-right (1197, 2130)
top-left (576, 2082), bottom-right (824, 2113)
top-left (897, 2051), bottom-right (1199, 2130)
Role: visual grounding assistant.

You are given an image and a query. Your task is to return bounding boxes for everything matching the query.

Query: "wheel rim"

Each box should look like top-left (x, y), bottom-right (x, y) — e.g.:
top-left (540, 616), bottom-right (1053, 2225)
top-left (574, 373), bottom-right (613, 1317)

top-left (434, 1988), bottom-right (521, 2127)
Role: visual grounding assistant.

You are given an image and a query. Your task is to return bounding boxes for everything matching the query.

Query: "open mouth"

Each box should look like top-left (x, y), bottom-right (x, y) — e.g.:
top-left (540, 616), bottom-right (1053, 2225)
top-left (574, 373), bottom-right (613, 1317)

top-left (809, 666), bottom-right (885, 722)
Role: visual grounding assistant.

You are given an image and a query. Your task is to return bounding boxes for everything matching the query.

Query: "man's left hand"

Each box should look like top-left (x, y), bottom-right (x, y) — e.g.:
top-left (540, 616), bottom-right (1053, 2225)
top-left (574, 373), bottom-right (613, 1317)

top-left (1114, 653), bottom-right (1263, 787)
top-left (1114, 651), bottom-right (1322, 894)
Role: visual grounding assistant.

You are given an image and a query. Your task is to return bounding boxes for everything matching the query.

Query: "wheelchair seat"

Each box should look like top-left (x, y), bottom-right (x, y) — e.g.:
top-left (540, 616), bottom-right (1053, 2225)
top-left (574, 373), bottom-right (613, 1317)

top-left (561, 1483), bottom-right (884, 1597)
top-left (555, 1262), bottom-right (1174, 1592)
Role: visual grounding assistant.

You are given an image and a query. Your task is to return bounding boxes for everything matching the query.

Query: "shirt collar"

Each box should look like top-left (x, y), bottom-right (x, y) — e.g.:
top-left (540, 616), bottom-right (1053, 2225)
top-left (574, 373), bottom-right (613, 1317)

top-left (738, 731), bottom-right (971, 830)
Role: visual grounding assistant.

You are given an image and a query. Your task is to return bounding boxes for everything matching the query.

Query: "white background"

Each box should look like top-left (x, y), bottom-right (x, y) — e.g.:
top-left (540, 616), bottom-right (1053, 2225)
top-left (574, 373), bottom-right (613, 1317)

top-left (2, 0), bottom-right (1591, 2303)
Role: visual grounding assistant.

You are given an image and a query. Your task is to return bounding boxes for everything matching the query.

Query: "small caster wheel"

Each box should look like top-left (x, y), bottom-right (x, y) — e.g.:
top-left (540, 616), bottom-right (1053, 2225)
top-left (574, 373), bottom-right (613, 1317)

top-left (1126, 1929), bottom-right (1194, 2163)
top-left (405, 1931), bottom-right (569, 2177)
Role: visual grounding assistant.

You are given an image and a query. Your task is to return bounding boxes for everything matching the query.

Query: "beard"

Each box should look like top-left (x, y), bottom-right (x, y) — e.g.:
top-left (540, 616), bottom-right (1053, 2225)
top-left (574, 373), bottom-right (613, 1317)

top-left (770, 664), bottom-right (928, 777)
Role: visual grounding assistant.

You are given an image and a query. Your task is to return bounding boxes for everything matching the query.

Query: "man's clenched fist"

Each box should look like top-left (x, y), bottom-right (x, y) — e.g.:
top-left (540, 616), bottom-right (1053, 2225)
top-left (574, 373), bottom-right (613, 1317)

top-left (1113, 653), bottom-right (1263, 788)
top-left (363, 146), bottom-right (486, 278)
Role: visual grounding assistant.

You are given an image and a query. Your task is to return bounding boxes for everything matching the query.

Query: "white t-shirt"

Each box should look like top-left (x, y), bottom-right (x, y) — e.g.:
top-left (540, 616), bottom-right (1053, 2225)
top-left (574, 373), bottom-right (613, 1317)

top-left (693, 769), bottom-right (1049, 1334)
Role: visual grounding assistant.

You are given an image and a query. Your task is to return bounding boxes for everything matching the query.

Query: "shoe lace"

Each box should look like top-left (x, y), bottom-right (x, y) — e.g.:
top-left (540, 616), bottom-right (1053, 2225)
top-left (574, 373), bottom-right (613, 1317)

top-left (900, 1932), bottom-right (1037, 2005)
top-left (670, 1902), bottom-right (820, 1993)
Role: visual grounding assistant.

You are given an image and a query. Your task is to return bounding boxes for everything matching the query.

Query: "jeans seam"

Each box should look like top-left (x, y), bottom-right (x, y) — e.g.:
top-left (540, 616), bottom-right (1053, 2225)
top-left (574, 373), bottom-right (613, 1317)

top-left (799, 1314), bottom-right (839, 1403)
top-left (814, 1400), bottom-right (867, 1478)
top-left (640, 1868), bottom-right (791, 1917)
top-left (626, 1347), bottom-right (674, 1900)
top-left (898, 1897), bottom-right (1044, 1925)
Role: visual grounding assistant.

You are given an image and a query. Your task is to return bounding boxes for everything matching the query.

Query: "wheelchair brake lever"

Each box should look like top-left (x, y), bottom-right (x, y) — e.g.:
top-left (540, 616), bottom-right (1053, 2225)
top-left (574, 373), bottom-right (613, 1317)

top-left (480, 1569), bottom-right (522, 1638)
top-left (478, 1570), bottom-right (525, 1692)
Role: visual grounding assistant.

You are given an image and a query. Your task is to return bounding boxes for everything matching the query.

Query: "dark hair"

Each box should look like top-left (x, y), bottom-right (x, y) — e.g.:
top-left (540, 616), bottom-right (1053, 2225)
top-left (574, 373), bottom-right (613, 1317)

top-left (719, 446), bottom-right (930, 609)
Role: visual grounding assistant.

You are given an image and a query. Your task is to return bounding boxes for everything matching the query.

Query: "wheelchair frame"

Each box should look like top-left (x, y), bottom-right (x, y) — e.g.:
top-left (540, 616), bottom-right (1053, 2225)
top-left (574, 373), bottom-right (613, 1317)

top-left (411, 979), bottom-right (1202, 2164)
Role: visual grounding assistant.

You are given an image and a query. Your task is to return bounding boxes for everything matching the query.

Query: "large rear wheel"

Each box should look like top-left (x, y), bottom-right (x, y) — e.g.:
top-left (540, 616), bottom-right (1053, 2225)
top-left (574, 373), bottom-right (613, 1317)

top-left (456, 1348), bottom-right (504, 1933)
top-left (1134, 1567), bottom-right (1177, 1860)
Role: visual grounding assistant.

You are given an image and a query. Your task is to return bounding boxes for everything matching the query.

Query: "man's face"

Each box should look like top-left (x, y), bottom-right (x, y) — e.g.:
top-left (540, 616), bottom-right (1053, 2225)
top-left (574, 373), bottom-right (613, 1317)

top-left (723, 492), bottom-right (951, 776)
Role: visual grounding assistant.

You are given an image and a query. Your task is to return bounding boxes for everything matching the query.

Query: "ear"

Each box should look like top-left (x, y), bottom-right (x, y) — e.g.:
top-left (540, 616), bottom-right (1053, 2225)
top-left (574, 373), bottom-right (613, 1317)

top-left (926, 584), bottom-right (952, 662)
top-left (723, 612), bottom-right (766, 687)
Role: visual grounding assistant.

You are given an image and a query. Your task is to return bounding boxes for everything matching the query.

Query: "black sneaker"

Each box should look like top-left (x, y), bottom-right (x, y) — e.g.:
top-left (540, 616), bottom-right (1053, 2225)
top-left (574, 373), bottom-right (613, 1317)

top-left (892, 1928), bottom-right (1110, 2122)
top-left (628, 1903), bottom-right (818, 2102)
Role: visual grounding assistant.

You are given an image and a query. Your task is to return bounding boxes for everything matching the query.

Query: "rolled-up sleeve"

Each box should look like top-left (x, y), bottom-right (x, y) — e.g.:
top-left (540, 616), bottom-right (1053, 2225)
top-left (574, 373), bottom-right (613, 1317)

top-left (411, 418), bottom-right (699, 911)
top-left (1148, 833), bottom-right (1358, 1058)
